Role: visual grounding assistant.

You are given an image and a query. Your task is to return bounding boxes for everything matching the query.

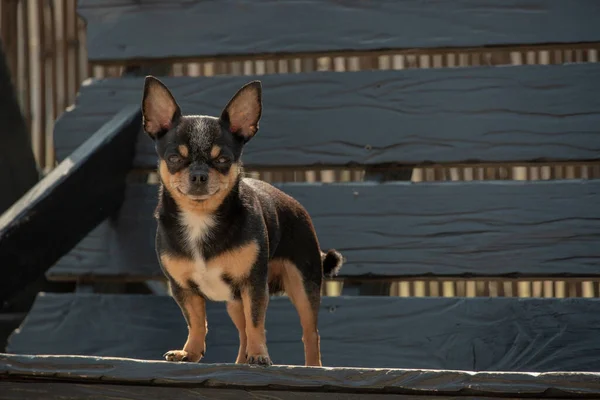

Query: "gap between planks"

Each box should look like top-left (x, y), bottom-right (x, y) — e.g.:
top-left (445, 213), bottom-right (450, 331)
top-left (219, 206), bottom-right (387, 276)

top-left (136, 162), bottom-right (600, 185)
top-left (50, 274), bottom-right (600, 299)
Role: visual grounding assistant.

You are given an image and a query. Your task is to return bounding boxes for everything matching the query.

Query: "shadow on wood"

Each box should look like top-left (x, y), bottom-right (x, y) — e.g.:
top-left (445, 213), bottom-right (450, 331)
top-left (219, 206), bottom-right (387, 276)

top-left (0, 381), bottom-right (584, 400)
top-left (0, 38), bottom-right (39, 215)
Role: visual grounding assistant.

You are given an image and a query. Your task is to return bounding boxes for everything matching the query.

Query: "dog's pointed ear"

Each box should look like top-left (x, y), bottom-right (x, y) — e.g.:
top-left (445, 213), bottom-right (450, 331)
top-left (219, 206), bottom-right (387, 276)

top-left (220, 80), bottom-right (262, 142)
top-left (142, 75), bottom-right (181, 139)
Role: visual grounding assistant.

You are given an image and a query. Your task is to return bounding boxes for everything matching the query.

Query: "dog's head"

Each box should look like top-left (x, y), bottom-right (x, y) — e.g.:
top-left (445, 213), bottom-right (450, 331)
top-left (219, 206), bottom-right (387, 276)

top-left (141, 76), bottom-right (262, 211)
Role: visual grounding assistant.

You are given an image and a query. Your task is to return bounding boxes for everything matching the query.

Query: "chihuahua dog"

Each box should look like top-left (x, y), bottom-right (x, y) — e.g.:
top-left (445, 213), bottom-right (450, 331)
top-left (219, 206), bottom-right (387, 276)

top-left (141, 76), bottom-right (343, 367)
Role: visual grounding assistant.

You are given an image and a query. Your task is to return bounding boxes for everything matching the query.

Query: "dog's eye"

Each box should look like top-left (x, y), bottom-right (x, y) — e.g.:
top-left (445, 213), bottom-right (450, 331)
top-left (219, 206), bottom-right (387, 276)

top-left (168, 154), bottom-right (182, 164)
top-left (216, 156), bottom-right (230, 164)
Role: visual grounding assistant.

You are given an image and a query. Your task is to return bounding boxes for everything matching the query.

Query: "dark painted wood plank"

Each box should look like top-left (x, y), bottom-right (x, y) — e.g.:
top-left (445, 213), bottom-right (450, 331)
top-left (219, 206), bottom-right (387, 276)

top-left (3, 357), bottom-right (598, 400)
top-left (78, 0), bottom-right (600, 62)
top-left (53, 63), bottom-right (600, 167)
top-left (48, 222), bottom-right (113, 281)
top-left (0, 382), bottom-right (440, 400)
top-left (48, 179), bottom-right (600, 281)
top-left (0, 106), bottom-right (141, 304)
top-left (0, 39), bottom-right (39, 214)
top-left (0, 313), bottom-right (26, 353)
top-left (6, 294), bottom-right (600, 372)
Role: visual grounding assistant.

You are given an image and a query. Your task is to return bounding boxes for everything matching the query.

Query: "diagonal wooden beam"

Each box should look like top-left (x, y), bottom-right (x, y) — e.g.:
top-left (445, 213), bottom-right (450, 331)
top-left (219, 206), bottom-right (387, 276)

top-left (0, 105), bottom-right (141, 304)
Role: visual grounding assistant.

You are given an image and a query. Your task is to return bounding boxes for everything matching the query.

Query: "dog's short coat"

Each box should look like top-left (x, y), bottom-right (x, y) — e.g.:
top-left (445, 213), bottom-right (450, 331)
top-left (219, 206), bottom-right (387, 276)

top-left (141, 76), bottom-right (344, 366)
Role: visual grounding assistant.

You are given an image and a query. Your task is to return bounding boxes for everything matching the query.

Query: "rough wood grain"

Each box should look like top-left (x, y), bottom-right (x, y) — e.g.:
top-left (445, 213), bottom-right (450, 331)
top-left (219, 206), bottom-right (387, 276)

top-left (0, 39), bottom-right (39, 215)
top-left (78, 0), bottom-right (600, 62)
top-left (48, 179), bottom-right (600, 281)
top-left (6, 294), bottom-right (600, 372)
top-left (0, 382), bottom-right (449, 400)
top-left (0, 106), bottom-right (141, 304)
top-left (2, 352), bottom-right (600, 398)
top-left (53, 63), bottom-right (600, 166)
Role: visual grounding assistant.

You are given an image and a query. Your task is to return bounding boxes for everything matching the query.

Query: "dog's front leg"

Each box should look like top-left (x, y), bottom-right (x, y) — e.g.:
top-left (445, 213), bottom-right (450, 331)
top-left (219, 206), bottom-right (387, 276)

top-left (241, 271), bottom-right (272, 366)
top-left (226, 300), bottom-right (247, 363)
top-left (164, 283), bottom-right (207, 363)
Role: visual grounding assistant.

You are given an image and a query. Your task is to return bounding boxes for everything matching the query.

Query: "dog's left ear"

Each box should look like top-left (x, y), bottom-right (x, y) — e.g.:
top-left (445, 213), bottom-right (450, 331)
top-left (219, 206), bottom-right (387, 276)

top-left (220, 80), bottom-right (262, 143)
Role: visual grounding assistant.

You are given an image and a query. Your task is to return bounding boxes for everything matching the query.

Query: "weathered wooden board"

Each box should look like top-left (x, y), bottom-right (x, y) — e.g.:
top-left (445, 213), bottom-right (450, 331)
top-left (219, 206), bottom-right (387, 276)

top-left (0, 382), bottom-right (469, 400)
top-left (54, 63), bottom-right (600, 166)
top-left (2, 355), bottom-right (599, 399)
top-left (7, 294), bottom-right (600, 372)
top-left (1, 356), bottom-right (600, 399)
top-left (0, 107), bottom-right (141, 304)
top-left (78, 0), bottom-right (600, 62)
top-left (0, 39), bottom-right (39, 215)
top-left (0, 382), bottom-right (593, 400)
top-left (48, 179), bottom-right (600, 281)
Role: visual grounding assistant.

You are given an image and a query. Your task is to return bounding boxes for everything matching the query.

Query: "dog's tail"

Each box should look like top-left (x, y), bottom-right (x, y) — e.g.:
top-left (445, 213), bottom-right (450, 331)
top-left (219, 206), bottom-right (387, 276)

top-left (321, 249), bottom-right (344, 278)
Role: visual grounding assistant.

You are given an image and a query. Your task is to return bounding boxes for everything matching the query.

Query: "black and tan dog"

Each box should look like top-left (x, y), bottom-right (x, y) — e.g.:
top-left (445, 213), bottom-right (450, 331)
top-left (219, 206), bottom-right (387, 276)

top-left (141, 76), bottom-right (343, 367)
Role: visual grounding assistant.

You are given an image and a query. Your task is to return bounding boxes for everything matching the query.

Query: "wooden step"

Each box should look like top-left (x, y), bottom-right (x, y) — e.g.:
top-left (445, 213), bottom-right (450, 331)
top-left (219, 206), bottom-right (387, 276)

top-left (7, 293), bottom-right (600, 371)
top-left (2, 352), bottom-right (600, 399)
top-left (80, 0), bottom-right (600, 62)
top-left (48, 180), bottom-right (600, 282)
top-left (55, 63), bottom-right (600, 167)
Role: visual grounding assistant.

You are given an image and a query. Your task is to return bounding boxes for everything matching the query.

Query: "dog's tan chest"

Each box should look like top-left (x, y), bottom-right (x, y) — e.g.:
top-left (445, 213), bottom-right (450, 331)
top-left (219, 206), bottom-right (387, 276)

top-left (160, 253), bottom-right (232, 301)
top-left (160, 210), bottom-right (259, 301)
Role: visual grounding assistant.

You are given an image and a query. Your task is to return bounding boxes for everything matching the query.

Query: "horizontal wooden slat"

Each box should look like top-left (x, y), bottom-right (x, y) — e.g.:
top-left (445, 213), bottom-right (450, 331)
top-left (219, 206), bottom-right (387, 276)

top-left (0, 382), bottom-right (453, 400)
top-left (0, 106), bottom-right (141, 304)
top-left (78, 0), bottom-right (600, 62)
top-left (54, 63), bottom-right (600, 168)
top-left (3, 355), bottom-right (600, 399)
top-left (48, 180), bottom-right (600, 281)
top-left (7, 294), bottom-right (600, 372)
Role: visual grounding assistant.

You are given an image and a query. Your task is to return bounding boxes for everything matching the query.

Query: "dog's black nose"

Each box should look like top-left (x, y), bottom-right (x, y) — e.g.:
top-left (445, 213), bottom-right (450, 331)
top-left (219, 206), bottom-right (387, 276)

top-left (190, 170), bottom-right (208, 183)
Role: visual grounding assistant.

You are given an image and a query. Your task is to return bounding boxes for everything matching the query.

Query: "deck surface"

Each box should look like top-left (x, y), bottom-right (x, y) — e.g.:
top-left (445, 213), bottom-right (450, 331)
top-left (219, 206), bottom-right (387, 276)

top-left (1, 353), bottom-right (600, 398)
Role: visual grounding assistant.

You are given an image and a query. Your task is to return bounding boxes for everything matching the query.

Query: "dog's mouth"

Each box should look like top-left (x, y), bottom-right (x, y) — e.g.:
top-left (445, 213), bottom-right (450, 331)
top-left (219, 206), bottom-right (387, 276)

top-left (178, 188), bottom-right (220, 202)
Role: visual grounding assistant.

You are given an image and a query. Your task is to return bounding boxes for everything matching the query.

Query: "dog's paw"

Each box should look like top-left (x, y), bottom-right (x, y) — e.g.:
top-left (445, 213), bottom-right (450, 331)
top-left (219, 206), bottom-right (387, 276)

top-left (234, 355), bottom-right (247, 364)
top-left (163, 350), bottom-right (203, 363)
top-left (247, 354), bottom-right (272, 366)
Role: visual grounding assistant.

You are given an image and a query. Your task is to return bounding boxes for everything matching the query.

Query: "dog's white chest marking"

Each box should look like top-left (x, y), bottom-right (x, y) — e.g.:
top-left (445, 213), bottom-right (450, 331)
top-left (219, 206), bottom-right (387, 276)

top-left (190, 259), bottom-right (232, 302)
top-left (174, 211), bottom-right (233, 302)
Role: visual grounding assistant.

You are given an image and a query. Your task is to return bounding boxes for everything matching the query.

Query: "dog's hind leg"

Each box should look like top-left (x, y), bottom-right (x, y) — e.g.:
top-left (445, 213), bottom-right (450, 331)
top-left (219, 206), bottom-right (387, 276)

top-left (281, 259), bottom-right (323, 367)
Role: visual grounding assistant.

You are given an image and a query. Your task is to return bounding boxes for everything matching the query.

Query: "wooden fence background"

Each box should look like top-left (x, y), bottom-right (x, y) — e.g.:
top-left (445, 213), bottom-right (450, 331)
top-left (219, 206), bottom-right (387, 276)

top-left (1, 0), bottom-right (599, 298)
